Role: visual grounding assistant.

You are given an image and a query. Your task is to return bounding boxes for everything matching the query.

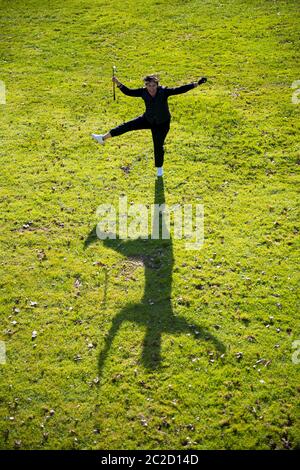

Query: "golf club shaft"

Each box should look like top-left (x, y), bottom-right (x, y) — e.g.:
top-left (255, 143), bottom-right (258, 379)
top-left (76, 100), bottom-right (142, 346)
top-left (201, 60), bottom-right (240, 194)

top-left (113, 65), bottom-right (116, 101)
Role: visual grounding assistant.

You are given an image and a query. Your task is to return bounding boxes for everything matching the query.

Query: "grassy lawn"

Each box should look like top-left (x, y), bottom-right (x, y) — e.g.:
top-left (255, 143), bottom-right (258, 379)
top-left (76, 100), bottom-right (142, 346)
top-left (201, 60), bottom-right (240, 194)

top-left (0, 0), bottom-right (299, 450)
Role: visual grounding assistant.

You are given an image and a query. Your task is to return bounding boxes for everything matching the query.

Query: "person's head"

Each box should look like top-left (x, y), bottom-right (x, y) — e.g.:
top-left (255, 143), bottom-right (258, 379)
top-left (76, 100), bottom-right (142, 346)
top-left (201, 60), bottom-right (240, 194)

top-left (143, 74), bottom-right (159, 96)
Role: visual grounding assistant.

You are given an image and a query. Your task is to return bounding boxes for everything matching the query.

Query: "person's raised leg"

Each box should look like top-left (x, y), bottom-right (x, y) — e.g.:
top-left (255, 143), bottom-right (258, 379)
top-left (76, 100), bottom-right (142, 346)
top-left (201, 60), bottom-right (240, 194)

top-left (92, 116), bottom-right (150, 145)
top-left (110, 116), bottom-right (150, 138)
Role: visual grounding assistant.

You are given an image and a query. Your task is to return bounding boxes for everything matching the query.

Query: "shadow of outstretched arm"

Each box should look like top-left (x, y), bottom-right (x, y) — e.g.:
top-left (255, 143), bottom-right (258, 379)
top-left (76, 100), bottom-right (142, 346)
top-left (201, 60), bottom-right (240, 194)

top-left (168, 314), bottom-right (225, 354)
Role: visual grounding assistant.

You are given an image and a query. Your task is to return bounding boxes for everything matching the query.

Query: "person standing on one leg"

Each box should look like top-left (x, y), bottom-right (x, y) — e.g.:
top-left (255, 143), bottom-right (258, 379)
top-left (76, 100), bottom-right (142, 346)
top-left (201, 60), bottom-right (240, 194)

top-left (92, 74), bottom-right (207, 177)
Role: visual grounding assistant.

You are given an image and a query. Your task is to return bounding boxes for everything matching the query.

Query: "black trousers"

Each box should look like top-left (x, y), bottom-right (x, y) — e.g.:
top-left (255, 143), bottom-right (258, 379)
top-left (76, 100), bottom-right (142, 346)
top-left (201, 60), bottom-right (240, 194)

top-left (110, 115), bottom-right (170, 167)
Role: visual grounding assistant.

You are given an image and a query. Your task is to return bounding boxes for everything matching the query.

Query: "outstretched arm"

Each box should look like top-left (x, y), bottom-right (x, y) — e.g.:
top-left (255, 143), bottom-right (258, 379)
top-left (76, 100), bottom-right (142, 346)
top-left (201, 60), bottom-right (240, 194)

top-left (165, 77), bottom-right (207, 97)
top-left (112, 76), bottom-right (143, 97)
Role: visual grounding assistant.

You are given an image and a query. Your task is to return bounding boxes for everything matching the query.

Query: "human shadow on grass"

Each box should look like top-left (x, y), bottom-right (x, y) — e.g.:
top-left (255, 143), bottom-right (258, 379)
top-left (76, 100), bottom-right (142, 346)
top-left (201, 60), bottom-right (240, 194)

top-left (84, 178), bottom-right (225, 378)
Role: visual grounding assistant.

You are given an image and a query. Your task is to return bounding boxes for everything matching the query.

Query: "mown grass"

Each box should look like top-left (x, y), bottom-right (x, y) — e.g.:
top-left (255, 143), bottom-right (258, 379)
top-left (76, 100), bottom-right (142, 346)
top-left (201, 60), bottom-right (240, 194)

top-left (0, 0), bottom-right (299, 450)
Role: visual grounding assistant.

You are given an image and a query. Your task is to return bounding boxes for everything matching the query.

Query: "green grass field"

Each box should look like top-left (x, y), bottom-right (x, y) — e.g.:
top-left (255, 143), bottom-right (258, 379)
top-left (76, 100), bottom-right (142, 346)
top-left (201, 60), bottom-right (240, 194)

top-left (0, 0), bottom-right (299, 450)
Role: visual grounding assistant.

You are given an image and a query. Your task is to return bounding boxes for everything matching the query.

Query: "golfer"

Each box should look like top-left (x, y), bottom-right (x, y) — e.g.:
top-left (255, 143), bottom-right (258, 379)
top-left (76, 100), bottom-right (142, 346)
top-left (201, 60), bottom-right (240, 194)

top-left (92, 74), bottom-right (207, 177)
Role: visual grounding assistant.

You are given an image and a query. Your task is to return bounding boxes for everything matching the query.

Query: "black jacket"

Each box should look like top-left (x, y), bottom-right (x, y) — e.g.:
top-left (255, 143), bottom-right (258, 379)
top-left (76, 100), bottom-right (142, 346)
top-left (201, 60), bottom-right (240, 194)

top-left (118, 83), bottom-right (195, 124)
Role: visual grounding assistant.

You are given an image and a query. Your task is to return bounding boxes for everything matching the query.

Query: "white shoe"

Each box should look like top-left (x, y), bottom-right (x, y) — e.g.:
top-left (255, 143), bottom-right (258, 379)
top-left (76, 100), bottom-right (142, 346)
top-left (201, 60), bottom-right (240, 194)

top-left (157, 167), bottom-right (163, 177)
top-left (92, 134), bottom-right (105, 145)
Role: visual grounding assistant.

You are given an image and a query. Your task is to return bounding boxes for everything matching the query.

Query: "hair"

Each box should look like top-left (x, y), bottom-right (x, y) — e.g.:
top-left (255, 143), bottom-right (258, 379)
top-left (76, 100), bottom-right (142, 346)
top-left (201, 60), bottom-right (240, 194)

top-left (143, 74), bottom-right (159, 84)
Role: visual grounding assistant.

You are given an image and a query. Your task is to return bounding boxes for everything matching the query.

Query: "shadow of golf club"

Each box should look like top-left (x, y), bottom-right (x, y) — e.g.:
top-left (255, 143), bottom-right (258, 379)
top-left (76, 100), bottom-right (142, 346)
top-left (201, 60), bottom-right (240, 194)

top-left (84, 178), bottom-right (225, 379)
